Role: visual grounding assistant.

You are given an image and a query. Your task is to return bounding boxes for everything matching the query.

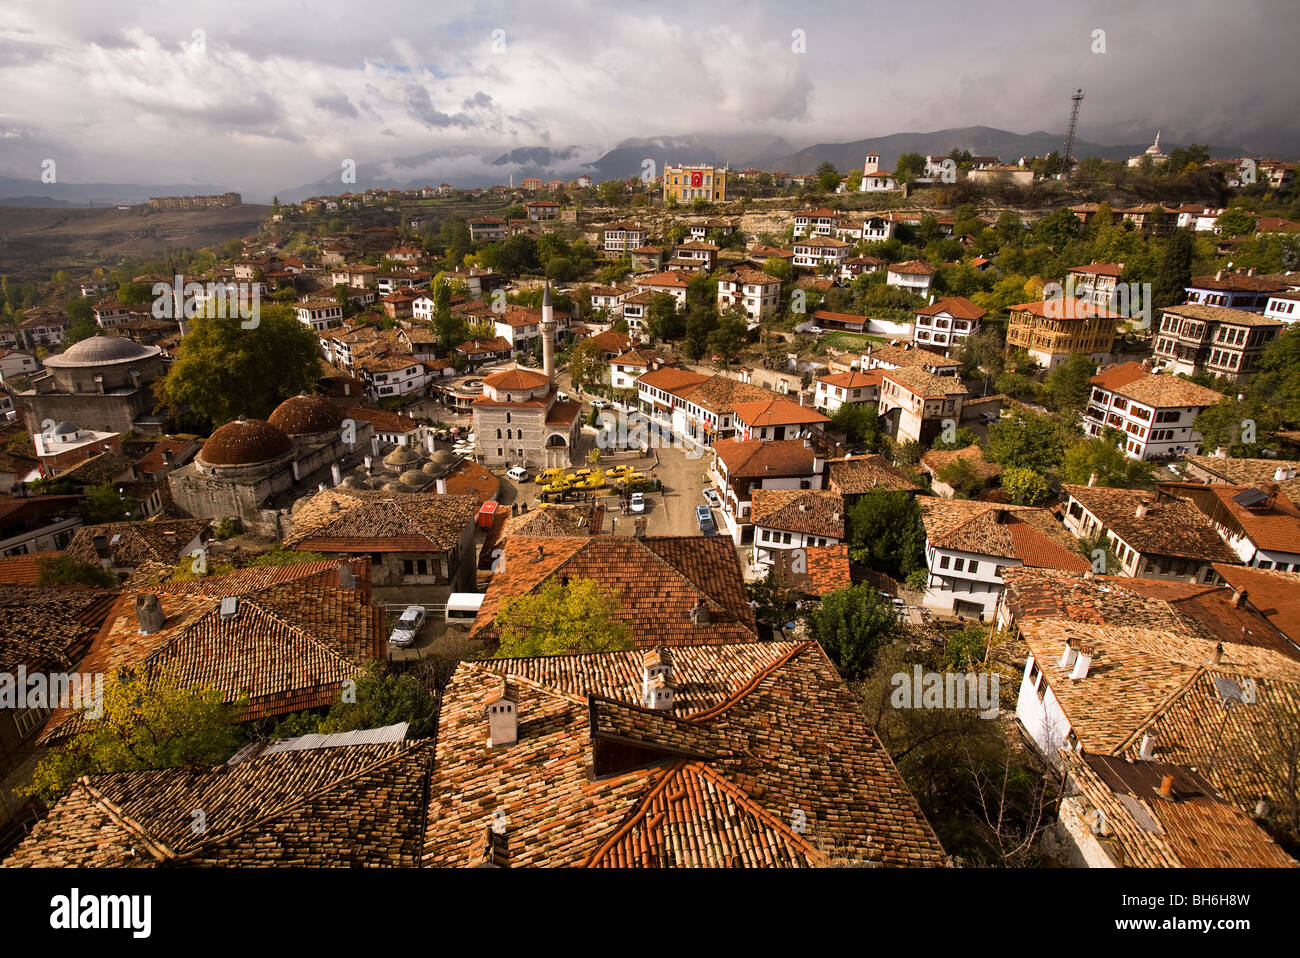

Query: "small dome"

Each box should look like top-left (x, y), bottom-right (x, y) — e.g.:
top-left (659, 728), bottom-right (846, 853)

top-left (268, 394), bottom-right (344, 436)
top-left (199, 417), bottom-right (293, 467)
top-left (342, 474), bottom-right (367, 489)
top-left (53, 421), bottom-right (79, 435)
top-left (427, 448), bottom-right (456, 468)
top-left (400, 469), bottom-right (434, 488)
top-left (382, 481), bottom-right (413, 493)
top-left (382, 444), bottom-right (422, 470)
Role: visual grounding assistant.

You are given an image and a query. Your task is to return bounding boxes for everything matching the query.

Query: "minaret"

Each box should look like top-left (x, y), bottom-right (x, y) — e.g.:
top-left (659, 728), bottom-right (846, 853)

top-left (541, 280), bottom-right (556, 381)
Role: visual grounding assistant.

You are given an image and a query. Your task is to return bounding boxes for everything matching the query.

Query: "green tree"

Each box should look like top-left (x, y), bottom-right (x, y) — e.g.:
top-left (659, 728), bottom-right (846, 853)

top-left (309, 663), bottom-right (437, 738)
top-left (83, 482), bottom-right (132, 524)
top-left (1153, 229), bottom-right (1195, 308)
top-left (1001, 467), bottom-right (1051, 506)
top-left (707, 308), bottom-right (749, 367)
top-left (846, 490), bottom-right (926, 579)
top-left (645, 292), bottom-right (683, 343)
top-left (569, 338), bottom-right (608, 392)
top-left (983, 410), bottom-right (1065, 473)
top-left (1215, 207), bottom-right (1258, 238)
top-left (1043, 354), bottom-right (1096, 418)
top-left (36, 553), bottom-right (117, 588)
top-left (815, 161), bottom-right (841, 193)
top-left (748, 565), bottom-right (800, 629)
top-left (938, 457), bottom-right (985, 498)
top-left (831, 402), bottom-right (883, 451)
top-left (597, 180), bottom-right (624, 205)
top-left (763, 257), bottom-right (794, 283)
top-left (23, 669), bottom-right (244, 804)
top-left (158, 303), bottom-right (321, 427)
top-left (808, 583), bottom-right (900, 679)
top-left (894, 152), bottom-right (926, 184)
top-left (494, 579), bottom-right (634, 657)
top-left (1060, 433), bottom-right (1156, 488)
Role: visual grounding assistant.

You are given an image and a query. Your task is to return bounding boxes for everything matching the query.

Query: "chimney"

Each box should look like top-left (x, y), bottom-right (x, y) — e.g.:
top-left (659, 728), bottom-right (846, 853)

top-left (162, 448), bottom-right (174, 466)
top-left (534, 545), bottom-right (545, 562)
top-left (1088, 472), bottom-right (1098, 487)
top-left (1215, 269), bottom-right (1225, 281)
top-left (1158, 774), bottom-right (1175, 800)
top-left (1135, 501), bottom-right (1149, 519)
top-left (1230, 587), bottom-right (1247, 609)
top-left (1139, 732), bottom-right (1156, 761)
top-left (1059, 642), bottom-right (1078, 669)
top-left (486, 684), bottom-right (517, 747)
top-left (1275, 466), bottom-right (1289, 482)
top-left (1209, 642), bottom-right (1224, 665)
top-left (220, 596), bottom-right (238, 621)
top-left (92, 534), bottom-right (112, 569)
top-left (135, 594), bottom-right (165, 634)
top-left (690, 601), bottom-right (711, 626)
top-left (337, 561), bottom-right (355, 589)
top-left (1070, 646), bottom-right (1093, 680)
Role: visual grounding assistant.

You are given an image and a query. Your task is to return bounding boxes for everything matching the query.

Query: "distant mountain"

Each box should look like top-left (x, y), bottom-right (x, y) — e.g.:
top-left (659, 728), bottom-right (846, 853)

top-left (579, 133), bottom-right (796, 182)
top-left (0, 176), bottom-right (235, 208)
top-left (756, 126), bottom-right (1252, 174)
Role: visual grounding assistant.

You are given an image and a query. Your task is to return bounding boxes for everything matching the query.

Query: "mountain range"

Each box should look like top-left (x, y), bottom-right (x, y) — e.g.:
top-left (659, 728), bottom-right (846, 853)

top-left (0, 126), bottom-right (1265, 208)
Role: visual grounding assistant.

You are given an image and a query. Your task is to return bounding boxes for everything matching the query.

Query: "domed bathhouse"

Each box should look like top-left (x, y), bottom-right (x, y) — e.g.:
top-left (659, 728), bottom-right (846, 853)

top-left (167, 395), bottom-right (377, 537)
top-left (18, 335), bottom-right (167, 435)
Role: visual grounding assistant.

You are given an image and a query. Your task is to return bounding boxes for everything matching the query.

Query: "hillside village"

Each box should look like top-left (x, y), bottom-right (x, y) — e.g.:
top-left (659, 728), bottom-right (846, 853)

top-left (2, 143), bottom-right (1300, 871)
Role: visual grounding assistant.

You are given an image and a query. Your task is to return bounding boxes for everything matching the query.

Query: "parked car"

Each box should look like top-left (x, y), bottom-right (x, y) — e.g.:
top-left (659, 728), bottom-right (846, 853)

top-left (978, 412), bottom-right (1000, 425)
top-left (590, 398), bottom-right (610, 409)
top-left (807, 325), bottom-right (823, 334)
top-left (702, 488), bottom-right (722, 508)
top-left (506, 466), bottom-right (530, 482)
top-left (696, 504), bottom-right (715, 532)
top-left (389, 605), bottom-right (426, 647)
top-left (557, 390), bottom-right (570, 402)
top-left (630, 492), bottom-right (646, 513)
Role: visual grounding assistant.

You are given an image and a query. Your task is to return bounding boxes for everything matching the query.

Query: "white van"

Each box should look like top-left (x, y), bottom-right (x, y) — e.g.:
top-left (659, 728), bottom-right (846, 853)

top-left (445, 592), bottom-right (485, 622)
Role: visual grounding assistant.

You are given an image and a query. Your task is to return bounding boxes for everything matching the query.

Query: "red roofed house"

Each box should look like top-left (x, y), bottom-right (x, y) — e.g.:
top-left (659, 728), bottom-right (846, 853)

top-left (710, 438), bottom-right (826, 544)
top-left (1083, 362), bottom-right (1226, 460)
top-left (914, 296), bottom-right (986, 354)
top-left (919, 497), bottom-right (1091, 620)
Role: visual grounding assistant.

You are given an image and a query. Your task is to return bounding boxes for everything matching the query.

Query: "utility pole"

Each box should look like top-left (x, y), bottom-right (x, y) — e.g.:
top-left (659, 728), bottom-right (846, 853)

top-left (1062, 89), bottom-right (1085, 170)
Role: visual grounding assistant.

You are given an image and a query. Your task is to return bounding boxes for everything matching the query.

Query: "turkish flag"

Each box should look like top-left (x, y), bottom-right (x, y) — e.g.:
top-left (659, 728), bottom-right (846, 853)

top-left (690, 172), bottom-right (703, 187)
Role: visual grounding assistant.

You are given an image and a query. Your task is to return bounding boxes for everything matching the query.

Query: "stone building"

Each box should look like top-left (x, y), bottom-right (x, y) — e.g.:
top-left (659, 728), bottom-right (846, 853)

top-left (18, 336), bottom-right (167, 436)
top-left (167, 395), bottom-right (374, 537)
top-left (471, 284), bottom-right (581, 470)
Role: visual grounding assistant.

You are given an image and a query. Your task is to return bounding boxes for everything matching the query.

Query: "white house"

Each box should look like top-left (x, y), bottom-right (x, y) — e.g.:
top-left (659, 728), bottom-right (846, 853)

top-left (813, 370), bottom-right (881, 414)
top-left (750, 489), bottom-right (845, 570)
top-left (792, 209), bottom-right (841, 239)
top-left (295, 298), bottom-right (344, 332)
top-left (710, 438), bottom-right (825, 545)
top-left (791, 235), bottom-right (850, 270)
top-left (919, 497), bottom-right (1090, 621)
top-left (716, 268), bottom-right (781, 321)
top-left (859, 153), bottom-right (899, 192)
top-left (1082, 363), bottom-right (1224, 460)
top-left (913, 296), bottom-right (986, 354)
top-left (886, 260), bottom-right (937, 295)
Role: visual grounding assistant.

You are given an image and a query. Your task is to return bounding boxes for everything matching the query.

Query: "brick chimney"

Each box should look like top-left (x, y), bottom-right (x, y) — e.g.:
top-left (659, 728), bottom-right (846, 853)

top-left (135, 594), bottom-right (165, 634)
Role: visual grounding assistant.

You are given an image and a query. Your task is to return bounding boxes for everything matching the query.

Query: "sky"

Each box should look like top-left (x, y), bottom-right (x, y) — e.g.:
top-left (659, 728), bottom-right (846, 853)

top-left (1, 0), bottom-right (1297, 198)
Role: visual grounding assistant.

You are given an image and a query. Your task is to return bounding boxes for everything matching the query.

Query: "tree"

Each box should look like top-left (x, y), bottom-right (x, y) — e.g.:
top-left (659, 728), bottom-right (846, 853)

top-left (596, 180), bottom-right (624, 205)
top-left (310, 663), bottom-right (437, 738)
top-left (1215, 207), bottom-right (1258, 238)
top-left (569, 338), bottom-right (607, 392)
top-left (23, 669), bottom-right (244, 804)
top-left (157, 303), bottom-right (321, 428)
top-left (36, 553), bottom-right (117, 588)
top-left (808, 584), bottom-right (900, 679)
top-left (707, 309), bottom-right (749, 367)
top-left (831, 402), bottom-right (883, 451)
top-left (748, 565), bottom-right (800, 629)
top-left (1153, 229), bottom-right (1195, 308)
top-left (1043, 354), bottom-right (1096, 418)
top-left (763, 257), bottom-right (794, 283)
top-left (815, 161), bottom-right (841, 193)
top-left (845, 490), bottom-right (926, 579)
top-left (931, 425), bottom-right (978, 451)
top-left (1060, 433), bottom-right (1156, 488)
top-left (645, 292), bottom-right (683, 343)
top-left (1001, 467), bottom-right (1051, 506)
top-left (494, 579), bottom-right (634, 657)
top-left (983, 410), bottom-right (1065, 473)
top-left (894, 152), bottom-right (926, 184)
top-left (83, 482), bottom-right (132, 524)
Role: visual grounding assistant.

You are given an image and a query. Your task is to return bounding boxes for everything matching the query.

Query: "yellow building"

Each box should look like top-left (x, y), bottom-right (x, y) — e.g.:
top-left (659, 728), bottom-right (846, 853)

top-left (1005, 300), bottom-right (1123, 370)
top-left (663, 164), bottom-right (728, 203)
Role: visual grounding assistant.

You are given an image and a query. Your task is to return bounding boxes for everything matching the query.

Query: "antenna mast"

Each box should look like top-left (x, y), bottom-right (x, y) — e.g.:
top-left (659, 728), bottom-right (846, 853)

top-left (1062, 88), bottom-right (1085, 168)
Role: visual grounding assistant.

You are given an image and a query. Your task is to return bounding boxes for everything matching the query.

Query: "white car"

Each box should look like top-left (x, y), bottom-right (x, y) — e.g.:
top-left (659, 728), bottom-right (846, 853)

top-left (506, 466), bottom-right (529, 482)
top-left (807, 326), bottom-right (823, 334)
top-left (557, 390), bottom-right (570, 402)
top-left (590, 398), bottom-right (610, 409)
top-left (389, 605), bottom-right (426, 647)
top-left (630, 492), bottom-right (646, 513)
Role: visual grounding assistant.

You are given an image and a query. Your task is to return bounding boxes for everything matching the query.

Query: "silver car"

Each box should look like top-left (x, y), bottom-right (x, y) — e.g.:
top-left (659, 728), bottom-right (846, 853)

top-left (389, 605), bottom-right (426, 647)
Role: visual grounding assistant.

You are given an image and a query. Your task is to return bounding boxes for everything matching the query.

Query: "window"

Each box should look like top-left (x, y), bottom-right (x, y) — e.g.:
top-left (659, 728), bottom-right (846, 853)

top-left (939, 555), bottom-right (951, 569)
top-left (968, 561), bottom-right (979, 574)
top-left (496, 428), bottom-right (502, 439)
top-left (953, 558), bottom-right (965, 572)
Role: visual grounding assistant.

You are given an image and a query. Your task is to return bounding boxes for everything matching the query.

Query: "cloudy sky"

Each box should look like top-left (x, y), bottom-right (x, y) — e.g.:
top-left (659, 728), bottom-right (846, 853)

top-left (1, 0), bottom-right (1296, 198)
